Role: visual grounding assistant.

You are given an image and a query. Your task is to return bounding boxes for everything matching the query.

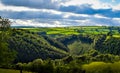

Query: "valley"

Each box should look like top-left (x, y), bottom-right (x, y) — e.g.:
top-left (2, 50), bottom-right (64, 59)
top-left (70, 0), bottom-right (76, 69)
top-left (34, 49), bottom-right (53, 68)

top-left (1, 25), bottom-right (120, 73)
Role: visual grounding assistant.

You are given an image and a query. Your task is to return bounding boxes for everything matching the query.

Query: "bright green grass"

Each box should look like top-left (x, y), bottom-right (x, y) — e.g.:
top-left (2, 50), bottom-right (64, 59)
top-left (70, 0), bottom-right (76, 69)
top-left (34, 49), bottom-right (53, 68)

top-left (0, 68), bottom-right (31, 73)
top-left (68, 41), bottom-right (92, 55)
top-left (47, 30), bottom-right (79, 35)
top-left (113, 35), bottom-right (120, 38)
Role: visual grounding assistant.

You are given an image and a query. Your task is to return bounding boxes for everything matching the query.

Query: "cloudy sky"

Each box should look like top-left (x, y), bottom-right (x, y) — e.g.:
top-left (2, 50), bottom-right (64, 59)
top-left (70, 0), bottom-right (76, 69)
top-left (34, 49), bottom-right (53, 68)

top-left (0, 0), bottom-right (120, 27)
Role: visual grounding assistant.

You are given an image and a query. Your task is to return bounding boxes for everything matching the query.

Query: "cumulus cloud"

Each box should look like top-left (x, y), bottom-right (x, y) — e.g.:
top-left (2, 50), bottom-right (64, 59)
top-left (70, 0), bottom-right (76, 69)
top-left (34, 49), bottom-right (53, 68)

top-left (11, 19), bottom-right (67, 27)
top-left (0, 0), bottom-right (120, 27)
top-left (1, 0), bottom-right (120, 18)
top-left (1, 0), bottom-right (119, 10)
top-left (112, 4), bottom-right (120, 10)
top-left (11, 17), bottom-right (120, 27)
top-left (62, 0), bottom-right (120, 9)
top-left (5, 9), bottom-right (120, 27)
top-left (62, 0), bottom-right (111, 9)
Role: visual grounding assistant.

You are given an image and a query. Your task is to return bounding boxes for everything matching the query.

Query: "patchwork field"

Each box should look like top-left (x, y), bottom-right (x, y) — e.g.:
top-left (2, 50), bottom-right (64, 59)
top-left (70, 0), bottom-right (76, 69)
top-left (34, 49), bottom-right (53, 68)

top-left (20, 26), bottom-right (120, 36)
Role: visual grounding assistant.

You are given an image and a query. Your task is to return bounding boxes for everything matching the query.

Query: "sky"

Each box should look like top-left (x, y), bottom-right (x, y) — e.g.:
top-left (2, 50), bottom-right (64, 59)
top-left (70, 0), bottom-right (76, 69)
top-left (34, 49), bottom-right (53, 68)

top-left (0, 0), bottom-right (120, 27)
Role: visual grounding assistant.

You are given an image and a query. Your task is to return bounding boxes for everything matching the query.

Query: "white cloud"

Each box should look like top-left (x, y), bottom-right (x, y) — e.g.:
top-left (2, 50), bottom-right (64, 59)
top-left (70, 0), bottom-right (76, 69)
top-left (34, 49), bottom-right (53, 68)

top-left (74, 19), bottom-right (90, 23)
top-left (112, 18), bottom-right (120, 23)
top-left (112, 4), bottom-right (120, 10)
top-left (11, 19), bottom-right (67, 27)
top-left (62, 0), bottom-right (111, 9)
top-left (113, 18), bottom-right (120, 21)
top-left (63, 12), bottom-right (90, 19)
top-left (62, 0), bottom-right (99, 6)
top-left (61, 0), bottom-right (120, 9)
top-left (112, 0), bottom-right (115, 2)
top-left (94, 14), bottom-right (109, 19)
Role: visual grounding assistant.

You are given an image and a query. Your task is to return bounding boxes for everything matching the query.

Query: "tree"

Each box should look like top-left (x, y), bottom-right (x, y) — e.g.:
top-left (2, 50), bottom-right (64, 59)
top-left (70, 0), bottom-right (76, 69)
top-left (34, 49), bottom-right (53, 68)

top-left (0, 16), bottom-right (15, 67)
top-left (31, 59), bottom-right (43, 72)
top-left (0, 16), bottom-right (11, 31)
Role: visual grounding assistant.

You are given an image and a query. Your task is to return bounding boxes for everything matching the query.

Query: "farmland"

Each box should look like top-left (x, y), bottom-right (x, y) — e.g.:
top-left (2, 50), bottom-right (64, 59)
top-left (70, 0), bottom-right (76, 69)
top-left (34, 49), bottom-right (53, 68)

top-left (20, 26), bottom-right (120, 37)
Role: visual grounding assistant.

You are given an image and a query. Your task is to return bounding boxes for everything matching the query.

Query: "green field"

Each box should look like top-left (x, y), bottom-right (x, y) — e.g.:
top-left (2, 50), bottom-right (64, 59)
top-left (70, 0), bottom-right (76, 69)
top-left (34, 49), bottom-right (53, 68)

top-left (20, 26), bottom-right (120, 38)
top-left (0, 68), bottom-right (31, 73)
top-left (21, 26), bottom-right (120, 37)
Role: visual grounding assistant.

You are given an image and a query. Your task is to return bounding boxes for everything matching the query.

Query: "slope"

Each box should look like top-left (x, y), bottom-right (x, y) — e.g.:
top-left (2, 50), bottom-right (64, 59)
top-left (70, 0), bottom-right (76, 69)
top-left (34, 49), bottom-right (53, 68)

top-left (8, 29), bottom-right (68, 63)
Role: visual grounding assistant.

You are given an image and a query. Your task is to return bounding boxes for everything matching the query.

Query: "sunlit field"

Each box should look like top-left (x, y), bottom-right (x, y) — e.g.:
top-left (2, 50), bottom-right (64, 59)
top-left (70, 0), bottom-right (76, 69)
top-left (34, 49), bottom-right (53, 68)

top-left (21, 26), bottom-right (120, 36)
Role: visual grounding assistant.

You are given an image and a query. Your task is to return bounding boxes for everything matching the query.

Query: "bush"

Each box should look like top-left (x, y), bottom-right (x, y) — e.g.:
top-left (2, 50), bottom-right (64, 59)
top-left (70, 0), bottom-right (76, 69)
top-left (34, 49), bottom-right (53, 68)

top-left (82, 61), bottom-right (120, 73)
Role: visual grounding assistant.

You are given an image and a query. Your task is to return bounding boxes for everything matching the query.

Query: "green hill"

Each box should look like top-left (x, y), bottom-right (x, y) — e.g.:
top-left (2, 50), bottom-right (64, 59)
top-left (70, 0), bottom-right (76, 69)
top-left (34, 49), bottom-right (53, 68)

top-left (95, 35), bottom-right (120, 55)
top-left (8, 29), bottom-right (68, 63)
top-left (7, 27), bottom-right (120, 63)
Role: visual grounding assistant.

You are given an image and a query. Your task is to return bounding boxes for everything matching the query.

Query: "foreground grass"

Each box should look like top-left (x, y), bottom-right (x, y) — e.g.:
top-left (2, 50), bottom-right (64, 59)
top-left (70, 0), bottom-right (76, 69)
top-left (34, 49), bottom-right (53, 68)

top-left (0, 68), bottom-right (31, 73)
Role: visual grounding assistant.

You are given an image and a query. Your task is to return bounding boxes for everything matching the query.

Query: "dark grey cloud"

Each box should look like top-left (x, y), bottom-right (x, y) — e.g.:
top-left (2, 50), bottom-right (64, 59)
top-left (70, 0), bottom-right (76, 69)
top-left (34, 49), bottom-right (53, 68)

top-left (59, 4), bottom-right (95, 14)
top-left (1, 0), bottom-right (60, 9)
top-left (59, 4), bottom-right (120, 18)
top-left (90, 17), bottom-right (118, 26)
top-left (0, 10), bottom-right (63, 19)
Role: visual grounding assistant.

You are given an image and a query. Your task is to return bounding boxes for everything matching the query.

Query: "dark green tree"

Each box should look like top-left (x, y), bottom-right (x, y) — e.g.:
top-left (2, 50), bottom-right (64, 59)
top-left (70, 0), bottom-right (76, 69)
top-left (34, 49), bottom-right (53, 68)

top-left (0, 16), bottom-right (15, 67)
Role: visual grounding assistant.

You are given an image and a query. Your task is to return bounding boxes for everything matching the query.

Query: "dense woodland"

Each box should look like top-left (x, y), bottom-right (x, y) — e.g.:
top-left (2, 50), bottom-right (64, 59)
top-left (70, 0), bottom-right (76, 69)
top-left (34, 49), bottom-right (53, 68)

top-left (1, 16), bottom-right (120, 73)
